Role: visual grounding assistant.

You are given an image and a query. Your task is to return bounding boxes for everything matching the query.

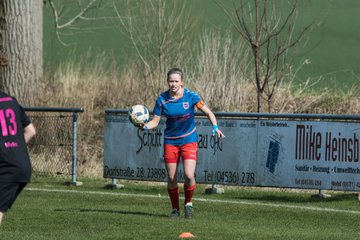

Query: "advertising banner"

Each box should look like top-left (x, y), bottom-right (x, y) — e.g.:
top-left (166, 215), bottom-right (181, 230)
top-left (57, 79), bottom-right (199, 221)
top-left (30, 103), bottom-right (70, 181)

top-left (104, 113), bottom-right (360, 191)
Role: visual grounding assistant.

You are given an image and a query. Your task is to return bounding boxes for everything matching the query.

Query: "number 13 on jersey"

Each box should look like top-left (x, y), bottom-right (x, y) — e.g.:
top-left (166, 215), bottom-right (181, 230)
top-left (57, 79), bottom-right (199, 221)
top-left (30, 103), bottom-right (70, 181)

top-left (0, 109), bottom-right (17, 137)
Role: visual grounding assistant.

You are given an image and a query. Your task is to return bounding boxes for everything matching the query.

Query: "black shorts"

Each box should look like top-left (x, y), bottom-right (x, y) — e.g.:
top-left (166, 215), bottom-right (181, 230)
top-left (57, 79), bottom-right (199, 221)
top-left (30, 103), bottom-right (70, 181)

top-left (0, 182), bottom-right (27, 212)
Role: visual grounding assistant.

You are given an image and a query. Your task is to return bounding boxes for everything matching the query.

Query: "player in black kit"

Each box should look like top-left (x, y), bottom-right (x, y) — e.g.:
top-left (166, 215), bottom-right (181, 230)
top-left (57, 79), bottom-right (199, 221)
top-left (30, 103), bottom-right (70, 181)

top-left (0, 91), bottom-right (36, 225)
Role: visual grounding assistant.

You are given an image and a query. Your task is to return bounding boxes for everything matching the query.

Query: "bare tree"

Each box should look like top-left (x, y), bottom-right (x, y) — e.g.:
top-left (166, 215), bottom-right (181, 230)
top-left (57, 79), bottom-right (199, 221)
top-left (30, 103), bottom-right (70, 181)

top-left (189, 29), bottom-right (251, 112)
top-left (47, 0), bottom-right (115, 46)
top-left (215, 0), bottom-right (314, 112)
top-left (47, 0), bottom-right (195, 98)
top-left (0, 0), bottom-right (43, 105)
top-left (113, 0), bottom-right (195, 96)
top-left (0, 0), bottom-right (109, 105)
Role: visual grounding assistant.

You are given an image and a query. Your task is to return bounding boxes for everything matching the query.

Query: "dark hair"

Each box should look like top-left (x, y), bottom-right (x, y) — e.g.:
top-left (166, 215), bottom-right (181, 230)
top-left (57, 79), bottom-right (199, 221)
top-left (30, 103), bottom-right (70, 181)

top-left (167, 68), bottom-right (184, 80)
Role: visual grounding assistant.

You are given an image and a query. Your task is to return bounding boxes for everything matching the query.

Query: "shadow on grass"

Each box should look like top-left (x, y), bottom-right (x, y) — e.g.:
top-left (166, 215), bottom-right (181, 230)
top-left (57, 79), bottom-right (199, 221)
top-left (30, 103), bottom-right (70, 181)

top-left (54, 208), bottom-right (168, 218)
top-left (230, 192), bottom-right (358, 203)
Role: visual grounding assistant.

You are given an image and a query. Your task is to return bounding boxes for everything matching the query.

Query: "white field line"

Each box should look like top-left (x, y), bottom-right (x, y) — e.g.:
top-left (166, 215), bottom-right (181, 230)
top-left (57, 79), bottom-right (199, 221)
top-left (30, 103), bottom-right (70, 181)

top-left (26, 187), bottom-right (360, 215)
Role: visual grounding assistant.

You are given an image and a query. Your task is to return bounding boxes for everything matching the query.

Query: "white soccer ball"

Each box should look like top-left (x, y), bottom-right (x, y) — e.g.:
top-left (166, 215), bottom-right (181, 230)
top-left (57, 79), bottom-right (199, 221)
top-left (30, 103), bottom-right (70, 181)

top-left (129, 104), bottom-right (149, 127)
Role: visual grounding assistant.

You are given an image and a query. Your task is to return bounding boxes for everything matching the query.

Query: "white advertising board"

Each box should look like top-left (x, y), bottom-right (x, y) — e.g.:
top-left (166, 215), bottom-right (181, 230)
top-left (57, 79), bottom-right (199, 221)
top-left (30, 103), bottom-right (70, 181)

top-left (104, 114), bottom-right (360, 191)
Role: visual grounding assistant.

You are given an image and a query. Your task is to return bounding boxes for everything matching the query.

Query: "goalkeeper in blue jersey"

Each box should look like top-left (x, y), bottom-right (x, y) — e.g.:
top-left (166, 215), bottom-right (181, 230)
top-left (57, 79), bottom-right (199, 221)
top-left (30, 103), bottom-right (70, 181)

top-left (143, 68), bottom-right (225, 219)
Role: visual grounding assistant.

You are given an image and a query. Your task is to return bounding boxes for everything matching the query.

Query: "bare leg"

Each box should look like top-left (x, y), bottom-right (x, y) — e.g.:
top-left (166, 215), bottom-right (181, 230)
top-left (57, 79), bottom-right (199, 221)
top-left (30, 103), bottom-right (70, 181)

top-left (166, 162), bottom-right (178, 189)
top-left (183, 159), bottom-right (196, 187)
top-left (0, 212), bottom-right (3, 225)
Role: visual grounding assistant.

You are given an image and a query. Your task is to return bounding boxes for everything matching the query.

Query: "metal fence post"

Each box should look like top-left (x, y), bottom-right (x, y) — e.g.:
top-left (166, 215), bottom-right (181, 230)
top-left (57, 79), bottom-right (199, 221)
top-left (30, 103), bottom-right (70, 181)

top-left (69, 112), bottom-right (82, 186)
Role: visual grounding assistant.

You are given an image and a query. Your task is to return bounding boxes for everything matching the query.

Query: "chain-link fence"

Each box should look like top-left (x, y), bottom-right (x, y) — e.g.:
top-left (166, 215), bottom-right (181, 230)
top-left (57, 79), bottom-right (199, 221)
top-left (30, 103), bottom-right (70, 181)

top-left (25, 107), bottom-right (84, 182)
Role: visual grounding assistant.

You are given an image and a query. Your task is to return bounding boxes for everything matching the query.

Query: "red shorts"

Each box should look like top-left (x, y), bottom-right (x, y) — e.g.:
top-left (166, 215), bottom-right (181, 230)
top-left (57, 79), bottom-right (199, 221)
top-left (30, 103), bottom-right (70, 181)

top-left (164, 142), bottom-right (198, 163)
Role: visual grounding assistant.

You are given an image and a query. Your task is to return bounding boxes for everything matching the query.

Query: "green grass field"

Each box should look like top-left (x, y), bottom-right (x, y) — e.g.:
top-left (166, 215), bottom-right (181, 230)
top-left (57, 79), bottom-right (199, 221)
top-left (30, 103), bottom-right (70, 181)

top-left (1, 175), bottom-right (360, 240)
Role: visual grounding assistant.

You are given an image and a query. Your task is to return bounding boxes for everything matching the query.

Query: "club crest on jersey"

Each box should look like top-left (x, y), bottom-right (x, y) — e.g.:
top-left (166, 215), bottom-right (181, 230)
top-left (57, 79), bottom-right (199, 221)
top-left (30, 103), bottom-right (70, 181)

top-left (183, 102), bottom-right (189, 109)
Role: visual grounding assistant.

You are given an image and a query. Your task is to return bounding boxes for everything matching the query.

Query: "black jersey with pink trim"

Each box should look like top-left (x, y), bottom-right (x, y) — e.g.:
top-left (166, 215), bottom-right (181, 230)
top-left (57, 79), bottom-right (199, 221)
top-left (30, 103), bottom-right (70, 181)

top-left (0, 91), bottom-right (32, 183)
top-left (153, 88), bottom-right (201, 146)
